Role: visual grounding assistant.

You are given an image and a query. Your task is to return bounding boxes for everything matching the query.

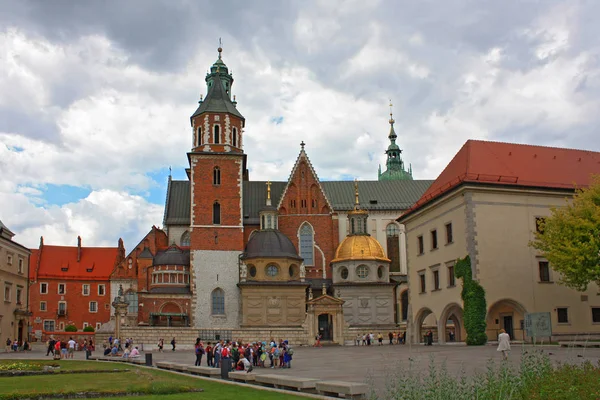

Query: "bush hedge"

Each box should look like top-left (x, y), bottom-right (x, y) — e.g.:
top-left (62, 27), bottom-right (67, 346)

top-left (64, 325), bottom-right (77, 332)
top-left (83, 326), bottom-right (94, 332)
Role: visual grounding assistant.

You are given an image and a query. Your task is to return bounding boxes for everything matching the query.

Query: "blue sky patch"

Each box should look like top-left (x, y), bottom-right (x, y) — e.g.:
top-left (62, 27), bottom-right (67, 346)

top-left (9, 145), bottom-right (24, 152)
top-left (270, 116), bottom-right (284, 125)
top-left (145, 167), bottom-right (188, 204)
top-left (41, 184), bottom-right (92, 206)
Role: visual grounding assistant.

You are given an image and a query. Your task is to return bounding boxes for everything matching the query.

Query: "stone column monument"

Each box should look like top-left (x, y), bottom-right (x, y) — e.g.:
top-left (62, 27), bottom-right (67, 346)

top-left (112, 285), bottom-right (130, 342)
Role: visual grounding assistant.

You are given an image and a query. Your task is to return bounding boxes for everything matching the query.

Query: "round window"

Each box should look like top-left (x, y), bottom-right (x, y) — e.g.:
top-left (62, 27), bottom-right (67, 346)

top-left (249, 265), bottom-right (257, 277)
top-left (356, 265), bottom-right (369, 278)
top-left (266, 264), bottom-right (279, 277)
top-left (377, 266), bottom-right (384, 279)
top-left (289, 265), bottom-right (296, 277)
top-left (340, 267), bottom-right (349, 280)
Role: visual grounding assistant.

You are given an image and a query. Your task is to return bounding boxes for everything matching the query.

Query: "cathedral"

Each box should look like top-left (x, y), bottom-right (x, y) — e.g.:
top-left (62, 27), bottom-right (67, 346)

top-left (108, 46), bottom-right (432, 344)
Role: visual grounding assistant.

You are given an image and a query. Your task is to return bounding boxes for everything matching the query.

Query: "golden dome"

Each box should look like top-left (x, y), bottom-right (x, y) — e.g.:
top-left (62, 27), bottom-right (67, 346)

top-left (331, 235), bottom-right (390, 263)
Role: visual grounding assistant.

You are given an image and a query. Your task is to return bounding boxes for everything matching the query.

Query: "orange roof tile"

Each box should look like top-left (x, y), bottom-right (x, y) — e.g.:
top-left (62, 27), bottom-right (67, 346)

top-left (30, 244), bottom-right (118, 281)
top-left (403, 140), bottom-right (600, 217)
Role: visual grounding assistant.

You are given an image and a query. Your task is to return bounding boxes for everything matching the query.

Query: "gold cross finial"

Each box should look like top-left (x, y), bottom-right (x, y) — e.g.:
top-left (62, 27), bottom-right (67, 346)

top-left (266, 181), bottom-right (272, 200)
top-left (218, 38), bottom-right (223, 59)
top-left (389, 99), bottom-right (395, 124)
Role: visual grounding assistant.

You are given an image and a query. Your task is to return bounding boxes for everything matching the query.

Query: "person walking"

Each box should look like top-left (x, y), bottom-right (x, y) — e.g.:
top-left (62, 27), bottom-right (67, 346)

top-left (497, 329), bottom-right (511, 360)
top-left (171, 337), bottom-right (176, 351)
top-left (314, 333), bottom-right (322, 347)
top-left (157, 338), bottom-right (164, 352)
top-left (388, 332), bottom-right (394, 345)
top-left (67, 337), bottom-right (76, 359)
top-left (194, 338), bottom-right (204, 366)
top-left (206, 342), bottom-right (213, 367)
top-left (46, 337), bottom-right (55, 356)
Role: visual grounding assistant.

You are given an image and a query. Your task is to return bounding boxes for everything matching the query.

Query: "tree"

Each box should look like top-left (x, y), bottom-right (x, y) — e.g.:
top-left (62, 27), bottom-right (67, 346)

top-left (531, 176), bottom-right (600, 291)
top-left (455, 255), bottom-right (487, 345)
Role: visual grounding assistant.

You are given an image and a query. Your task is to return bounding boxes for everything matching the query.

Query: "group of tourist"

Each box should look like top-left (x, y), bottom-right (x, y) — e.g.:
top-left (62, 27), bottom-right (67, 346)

top-left (103, 335), bottom-right (140, 357)
top-left (194, 338), bottom-right (294, 372)
top-left (45, 337), bottom-right (94, 357)
top-left (355, 331), bottom-right (407, 346)
top-left (5, 338), bottom-right (30, 352)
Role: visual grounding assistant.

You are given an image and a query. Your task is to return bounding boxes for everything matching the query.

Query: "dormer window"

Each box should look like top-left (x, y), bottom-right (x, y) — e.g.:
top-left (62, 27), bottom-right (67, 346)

top-left (214, 125), bottom-right (220, 144)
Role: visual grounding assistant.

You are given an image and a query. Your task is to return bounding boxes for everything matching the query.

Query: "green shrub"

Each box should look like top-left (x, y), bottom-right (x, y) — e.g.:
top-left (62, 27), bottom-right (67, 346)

top-left (83, 326), bottom-right (95, 332)
top-left (65, 325), bottom-right (77, 332)
top-left (455, 255), bottom-right (487, 345)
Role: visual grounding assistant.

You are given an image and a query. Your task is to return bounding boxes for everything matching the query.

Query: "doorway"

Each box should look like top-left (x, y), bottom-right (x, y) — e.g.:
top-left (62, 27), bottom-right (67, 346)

top-left (318, 314), bottom-right (333, 341)
top-left (502, 315), bottom-right (514, 339)
top-left (17, 320), bottom-right (24, 343)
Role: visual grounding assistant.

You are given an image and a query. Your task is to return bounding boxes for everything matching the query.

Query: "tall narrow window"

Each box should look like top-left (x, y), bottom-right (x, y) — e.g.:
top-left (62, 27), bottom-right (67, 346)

top-left (538, 261), bottom-right (550, 282)
top-left (212, 288), bottom-right (225, 315)
top-left (213, 202), bottom-right (221, 225)
top-left (214, 125), bottom-right (220, 144)
top-left (232, 127), bottom-right (237, 147)
top-left (197, 127), bottom-right (202, 146)
top-left (213, 167), bottom-right (221, 185)
top-left (445, 223), bottom-right (453, 244)
top-left (431, 230), bottom-right (438, 249)
top-left (417, 236), bottom-right (424, 255)
top-left (299, 223), bottom-right (314, 266)
top-left (386, 223), bottom-right (400, 273)
top-left (180, 231), bottom-right (190, 247)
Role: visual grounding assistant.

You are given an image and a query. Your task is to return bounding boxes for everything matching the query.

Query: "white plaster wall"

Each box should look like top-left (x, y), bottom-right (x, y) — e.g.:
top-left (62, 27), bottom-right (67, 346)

top-left (168, 226), bottom-right (189, 246)
top-left (192, 250), bottom-right (241, 329)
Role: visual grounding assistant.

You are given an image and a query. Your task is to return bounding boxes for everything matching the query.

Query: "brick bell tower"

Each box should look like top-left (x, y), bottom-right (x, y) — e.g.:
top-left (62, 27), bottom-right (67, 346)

top-left (188, 42), bottom-right (246, 329)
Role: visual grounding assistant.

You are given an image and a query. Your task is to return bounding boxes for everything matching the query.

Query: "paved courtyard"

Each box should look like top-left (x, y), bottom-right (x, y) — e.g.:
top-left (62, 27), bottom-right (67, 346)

top-left (3, 343), bottom-right (600, 394)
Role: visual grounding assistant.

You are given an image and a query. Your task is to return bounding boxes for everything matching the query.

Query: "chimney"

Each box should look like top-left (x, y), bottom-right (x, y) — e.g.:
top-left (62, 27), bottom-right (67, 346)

top-left (77, 236), bottom-right (82, 262)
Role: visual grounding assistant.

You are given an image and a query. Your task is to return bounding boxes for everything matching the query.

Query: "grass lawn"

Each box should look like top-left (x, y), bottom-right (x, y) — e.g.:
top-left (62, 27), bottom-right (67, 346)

top-left (0, 360), bottom-right (304, 400)
top-left (0, 359), bottom-right (130, 371)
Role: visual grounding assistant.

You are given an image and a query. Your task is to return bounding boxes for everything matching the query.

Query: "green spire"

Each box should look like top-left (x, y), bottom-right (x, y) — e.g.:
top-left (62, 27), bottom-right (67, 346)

top-left (191, 39), bottom-right (244, 121)
top-left (378, 101), bottom-right (413, 181)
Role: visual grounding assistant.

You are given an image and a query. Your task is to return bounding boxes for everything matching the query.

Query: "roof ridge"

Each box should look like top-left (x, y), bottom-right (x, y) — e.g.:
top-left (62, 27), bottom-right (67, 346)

top-left (467, 139), bottom-right (600, 154)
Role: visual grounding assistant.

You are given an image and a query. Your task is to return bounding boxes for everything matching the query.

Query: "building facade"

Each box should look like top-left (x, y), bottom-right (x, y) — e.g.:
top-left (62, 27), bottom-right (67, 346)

top-left (0, 219), bottom-right (30, 344)
top-left (29, 237), bottom-right (121, 337)
top-left (101, 46), bottom-right (432, 343)
top-left (398, 140), bottom-right (600, 343)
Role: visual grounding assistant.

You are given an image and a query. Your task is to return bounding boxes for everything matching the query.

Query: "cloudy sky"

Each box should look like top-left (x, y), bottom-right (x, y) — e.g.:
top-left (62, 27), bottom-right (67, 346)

top-left (1, 0), bottom-right (599, 250)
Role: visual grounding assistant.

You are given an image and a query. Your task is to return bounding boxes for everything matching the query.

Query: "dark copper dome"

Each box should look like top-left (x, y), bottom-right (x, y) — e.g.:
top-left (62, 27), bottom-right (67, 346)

top-left (243, 230), bottom-right (301, 260)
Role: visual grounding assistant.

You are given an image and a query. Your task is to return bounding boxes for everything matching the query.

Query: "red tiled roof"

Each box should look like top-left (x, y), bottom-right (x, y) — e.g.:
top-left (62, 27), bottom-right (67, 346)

top-left (30, 244), bottom-right (118, 280)
top-left (402, 140), bottom-right (600, 217)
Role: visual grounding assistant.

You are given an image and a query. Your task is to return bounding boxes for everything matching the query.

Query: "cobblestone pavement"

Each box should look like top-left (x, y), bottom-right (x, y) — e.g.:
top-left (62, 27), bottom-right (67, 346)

top-left (3, 342), bottom-right (600, 394)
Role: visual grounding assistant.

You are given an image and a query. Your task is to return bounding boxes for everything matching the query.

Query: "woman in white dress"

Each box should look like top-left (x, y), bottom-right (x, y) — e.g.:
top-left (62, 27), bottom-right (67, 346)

top-left (497, 329), bottom-right (511, 360)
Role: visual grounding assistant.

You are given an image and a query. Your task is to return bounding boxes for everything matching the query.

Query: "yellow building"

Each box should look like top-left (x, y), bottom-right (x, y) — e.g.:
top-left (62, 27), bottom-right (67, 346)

top-left (398, 140), bottom-right (600, 344)
top-left (0, 219), bottom-right (30, 345)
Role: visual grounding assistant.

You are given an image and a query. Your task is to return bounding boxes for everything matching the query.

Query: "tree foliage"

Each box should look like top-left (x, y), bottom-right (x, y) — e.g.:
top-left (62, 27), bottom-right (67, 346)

top-left (455, 255), bottom-right (487, 345)
top-left (83, 326), bottom-right (95, 332)
top-left (64, 325), bottom-right (77, 332)
top-left (531, 176), bottom-right (600, 291)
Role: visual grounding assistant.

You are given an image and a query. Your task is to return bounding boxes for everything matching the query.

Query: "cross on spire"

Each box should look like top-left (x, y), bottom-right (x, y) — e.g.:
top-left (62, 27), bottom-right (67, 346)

top-left (300, 141), bottom-right (305, 150)
top-left (389, 99), bottom-right (395, 124)
top-left (266, 181), bottom-right (272, 200)
top-left (218, 38), bottom-right (223, 59)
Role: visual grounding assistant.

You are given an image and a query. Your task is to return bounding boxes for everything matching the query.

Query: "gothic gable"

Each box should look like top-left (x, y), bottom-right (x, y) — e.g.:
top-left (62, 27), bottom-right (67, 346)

top-left (277, 146), bottom-right (333, 215)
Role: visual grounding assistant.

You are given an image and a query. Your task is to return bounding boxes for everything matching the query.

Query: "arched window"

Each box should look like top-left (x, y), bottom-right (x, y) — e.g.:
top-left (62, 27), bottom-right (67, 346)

top-left (197, 127), bottom-right (202, 146)
top-left (299, 223), bottom-right (314, 266)
top-left (214, 125), bottom-right (220, 144)
top-left (211, 288), bottom-right (225, 315)
top-left (213, 202), bottom-right (221, 225)
top-left (125, 291), bottom-right (138, 314)
top-left (386, 223), bottom-right (399, 237)
top-left (232, 127), bottom-right (237, 147)
top-left (180, 231), bottom-right (190, 247)
top-left (213, 167), bottom-right (221, 185)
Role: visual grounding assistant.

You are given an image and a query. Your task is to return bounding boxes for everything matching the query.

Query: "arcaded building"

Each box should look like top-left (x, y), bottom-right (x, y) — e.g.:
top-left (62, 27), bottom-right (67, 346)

top-left (398, 140), bottom-right (600, 343)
